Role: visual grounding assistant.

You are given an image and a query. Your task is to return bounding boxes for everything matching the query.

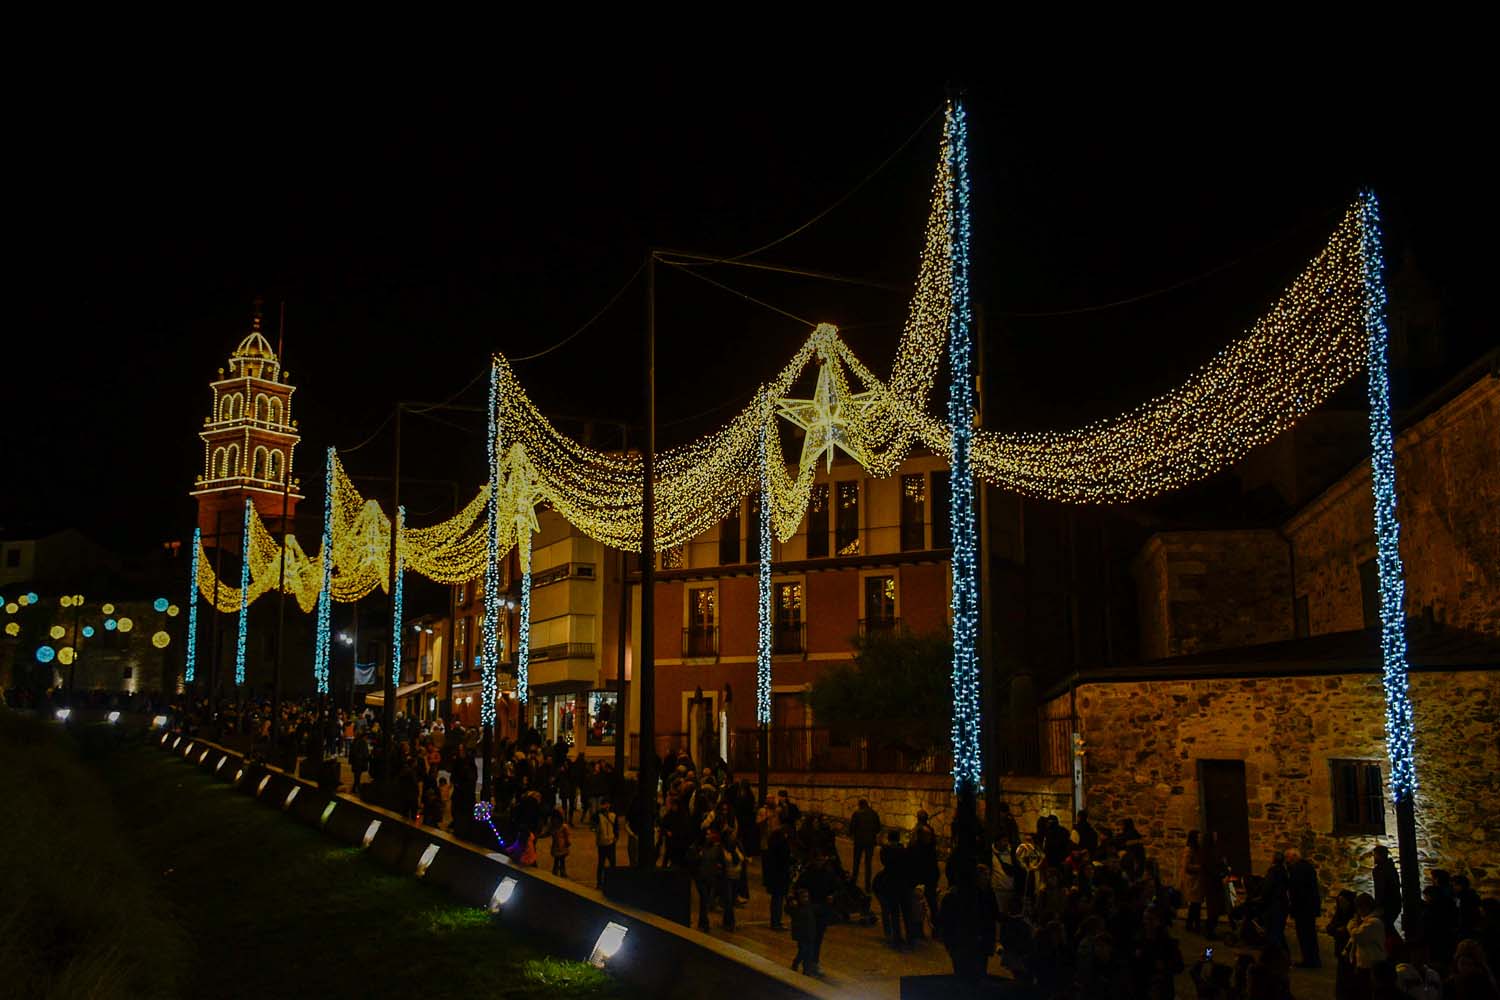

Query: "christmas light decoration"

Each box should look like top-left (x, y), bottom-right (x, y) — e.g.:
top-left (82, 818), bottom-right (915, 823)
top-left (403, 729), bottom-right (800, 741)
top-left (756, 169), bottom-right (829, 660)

top-left (3, 602), bottom-right (14, 614)
top-left (167, 604), bottom-right (180, 617)
top-left (1359, 189), bottom-right (1417, 803)
top-left (756, 424), bottom-right (772, 725)
top-left (49, 625), bottom-right (66, 640)
top-left (517, 547), bottom-right (531, 707)
top-left (390, 505), bottom-right (406, 686)
top-left (152, 631), bottom-right (171, 649)
top-left (101, 603), bottom-right (114, 614)
top-left (481, 361), bottom-right (501, 730)
top-left (943, 100), bottom-right (982, 795)
top-left (236, 498), bottom-right (251, 687)
top-left (154, 598), bottom-right (170, 612)
top-left (474, 801), bottom-right (502, 846)
top-left (117, 617), bottom-right (133, 634)
top-left (59, 595), bottom-right (72, 608)
top-left (4, 623), bottom-right (18, 636)
top-left (82, 626), bottom-right (95, 638)
top-left (58, 646), bottom-right (75, 665)
top-left (185, 528), bottom-right (200, 683)
top-left (27, 592), bottom-right (39, 604)
top-left (312, 447), bottom-right (335, 695)
top-left (36, 645), bottom-right (55, 663)
top-left (105, 619), bottom-right (117, 631)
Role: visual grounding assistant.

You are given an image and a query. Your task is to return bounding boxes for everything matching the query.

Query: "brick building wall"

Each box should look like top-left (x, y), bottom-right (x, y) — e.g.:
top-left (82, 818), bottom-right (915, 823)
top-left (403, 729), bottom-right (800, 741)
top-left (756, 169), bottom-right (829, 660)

top-left (1286, 376), bottom-right (1500, 639)
top-left (1061, 667), bottom-right (1500, 897)
top-left (1132, 531), bottom-right (1295, 661)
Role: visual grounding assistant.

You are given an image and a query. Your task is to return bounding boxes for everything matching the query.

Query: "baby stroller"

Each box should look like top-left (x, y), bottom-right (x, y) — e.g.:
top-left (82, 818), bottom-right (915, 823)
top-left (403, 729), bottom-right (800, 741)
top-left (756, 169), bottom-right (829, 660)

top-left (1221, 872), bottom-right (1265, 947)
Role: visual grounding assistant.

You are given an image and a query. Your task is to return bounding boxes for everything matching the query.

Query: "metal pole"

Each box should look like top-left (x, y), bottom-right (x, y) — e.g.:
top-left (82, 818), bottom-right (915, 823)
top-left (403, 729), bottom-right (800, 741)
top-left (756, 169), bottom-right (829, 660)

top-left (637, 250), bottom-right (657, 865)
top-left (384, 404), bottom-right (402, 786)
top-left (614, 422), bottom-right (630, 792)
top-left (444, 484), bottom-right (458, 722)
top-left (350, 598), bottom-right (360, 714)
top-left (271, 473), bottom-right (290, 746)
top-left (69, 600), bottom-right (81, 702)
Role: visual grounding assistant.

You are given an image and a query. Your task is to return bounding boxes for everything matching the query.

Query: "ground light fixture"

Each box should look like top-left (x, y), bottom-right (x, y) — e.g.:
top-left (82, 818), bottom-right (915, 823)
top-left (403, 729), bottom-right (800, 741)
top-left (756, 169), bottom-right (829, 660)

top-left (55, 708), bottom-right (71, 721)
top-left (108, 711), bottom-right (121, 723)
top-left (488, 876), bottom-right (517, 913)
top-left (172, 736), bottom-right (182, 748)
top-left (152, 715), bottom-right (167, 728)
top-left (199, 749), bottom-right (209, 763)
top-left (589, 922), bottom-right (628, 968)
top-left (216, 758), bottom-right (227, 772)
top-left (319, 802), bottom-right (337, 827)
top-left (233, 769), bottom-right (244, 784)
top-left (362, 820), bottom-right (381, 847)
top-left (256, 775), bottom-right (270, 796)
top-left (416, 844), bottom-right (440, 877)
top-left (184, 742), bottom-right (195, 756)
top-left (283, 787), bottom-right (300, 810)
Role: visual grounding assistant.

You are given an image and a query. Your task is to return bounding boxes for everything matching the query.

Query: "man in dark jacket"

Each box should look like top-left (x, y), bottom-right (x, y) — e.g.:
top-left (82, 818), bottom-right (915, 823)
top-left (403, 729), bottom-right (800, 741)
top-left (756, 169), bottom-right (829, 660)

top-left (1259, 851), bottom-right (1291, 952)
top-left (1285, 848), bottom-right (1321, 968)
top-left (1372, 844), bottom-right (1402, 930)
top-left (938, 864), bottom-right (1001, 980)
top-left (763, 819), bottom-right (793, 931)
top-left (1074, 809), bottom-right (1100, 854)
top-left (848, 799), bottom-right (882, 892)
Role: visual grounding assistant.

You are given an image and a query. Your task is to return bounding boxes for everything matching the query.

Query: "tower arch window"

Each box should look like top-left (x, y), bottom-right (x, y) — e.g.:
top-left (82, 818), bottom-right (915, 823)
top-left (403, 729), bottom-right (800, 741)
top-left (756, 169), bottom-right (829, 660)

top-left (252, 446), bottom-right (268, 480)
top-left (212, 447), bottom-right (228, 478)
top-left (268, 397), bottom-right (283, 425)
top-left (269, 450), bottom-right (284, 482)
top-left (254, 394), bottom-right (269, 423)
top-left (226, 443), bottom-right (240, 476)
top-left (220, 393), bottom-right (243, 422)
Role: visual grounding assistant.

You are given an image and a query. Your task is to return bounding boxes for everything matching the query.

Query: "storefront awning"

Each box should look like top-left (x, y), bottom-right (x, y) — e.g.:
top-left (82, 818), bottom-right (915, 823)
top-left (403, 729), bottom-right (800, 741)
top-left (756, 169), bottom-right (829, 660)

top-left (364, 679), bottom-right (437, 706)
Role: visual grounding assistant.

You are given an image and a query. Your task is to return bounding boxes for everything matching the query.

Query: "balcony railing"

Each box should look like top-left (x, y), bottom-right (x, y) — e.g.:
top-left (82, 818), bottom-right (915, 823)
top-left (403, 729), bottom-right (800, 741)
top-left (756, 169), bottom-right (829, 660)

top-left (772, 622), bottom-right (805, 655)
top-left (857, 616), bottom-right (900, 637)
top-left (529, 642), bottom-right (595, 662)
top-left (682, 626), bottom-right (718, 658)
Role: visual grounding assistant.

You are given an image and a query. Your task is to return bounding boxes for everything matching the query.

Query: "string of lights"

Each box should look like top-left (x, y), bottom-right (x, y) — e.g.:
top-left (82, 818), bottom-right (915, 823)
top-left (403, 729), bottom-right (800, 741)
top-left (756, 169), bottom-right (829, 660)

top-left (481, 361), bottom-right (501, 730)
top-left (756, 423), bottom-right (773, 725)
top-left (390, 505), bottom-right (405, 689)
top-left (185, 527), bottom-right (200, 683)
top-left (1360, 189), bottom-right (1417, 803)
top-left (944, 100), bottom-right (983, 795)
top-left (235, 499), bottom-right (250, 687)
top-left (312, 447), bottom-right (335, 694)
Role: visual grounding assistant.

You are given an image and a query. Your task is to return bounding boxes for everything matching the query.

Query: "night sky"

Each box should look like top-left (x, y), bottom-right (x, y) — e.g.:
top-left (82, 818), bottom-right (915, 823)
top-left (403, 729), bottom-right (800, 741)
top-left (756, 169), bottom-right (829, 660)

top-left (8, 62), bottom-right (1490, 554)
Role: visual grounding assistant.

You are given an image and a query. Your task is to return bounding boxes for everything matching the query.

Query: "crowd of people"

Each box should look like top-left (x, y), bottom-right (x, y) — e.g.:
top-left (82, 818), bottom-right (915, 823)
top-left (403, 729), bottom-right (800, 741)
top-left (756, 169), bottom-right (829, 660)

top-left (157, 699), bottom-right (1500, 996)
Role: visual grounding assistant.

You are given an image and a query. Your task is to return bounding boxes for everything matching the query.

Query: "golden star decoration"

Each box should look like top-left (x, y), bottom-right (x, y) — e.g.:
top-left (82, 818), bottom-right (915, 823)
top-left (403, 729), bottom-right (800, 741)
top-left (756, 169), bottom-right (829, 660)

top-left (776, 360), bottom-right (880, 472)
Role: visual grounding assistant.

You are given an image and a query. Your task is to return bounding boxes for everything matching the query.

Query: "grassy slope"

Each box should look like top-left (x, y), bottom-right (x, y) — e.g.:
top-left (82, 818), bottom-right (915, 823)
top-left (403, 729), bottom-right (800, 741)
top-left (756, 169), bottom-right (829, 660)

top-left (18, 718), bottom-right (635, 1000)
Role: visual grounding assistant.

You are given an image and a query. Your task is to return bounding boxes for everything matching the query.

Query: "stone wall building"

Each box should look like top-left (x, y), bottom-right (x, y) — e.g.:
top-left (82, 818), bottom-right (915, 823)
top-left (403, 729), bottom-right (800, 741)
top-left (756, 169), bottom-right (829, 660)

top-left (1048, 357), bottom-right (1500, 897)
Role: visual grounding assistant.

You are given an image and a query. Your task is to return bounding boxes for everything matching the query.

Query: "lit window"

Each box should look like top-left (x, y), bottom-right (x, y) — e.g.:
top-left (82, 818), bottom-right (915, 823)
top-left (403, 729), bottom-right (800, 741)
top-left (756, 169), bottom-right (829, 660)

top-left (835, 481), bottom-right (860, 555)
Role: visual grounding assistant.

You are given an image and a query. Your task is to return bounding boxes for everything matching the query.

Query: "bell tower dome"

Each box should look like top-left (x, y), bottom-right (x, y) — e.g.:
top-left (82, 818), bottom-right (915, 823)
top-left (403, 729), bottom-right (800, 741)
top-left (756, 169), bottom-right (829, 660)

top-left (191, 301), bottom-right (304, 543)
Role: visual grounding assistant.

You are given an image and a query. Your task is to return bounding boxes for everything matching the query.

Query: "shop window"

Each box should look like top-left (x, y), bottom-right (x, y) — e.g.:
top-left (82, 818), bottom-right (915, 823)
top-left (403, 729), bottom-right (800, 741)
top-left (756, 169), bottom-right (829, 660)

top-left (1331, 759), bottom-right (1386, 835)
top-left (901, 474), bottom-right (926, 551)
top-left (588, 690), bottom-right (619, 746)
top-left (774, 581), bottom-right (804, 653)
top-left (806, 484), bottom-right (829, 558)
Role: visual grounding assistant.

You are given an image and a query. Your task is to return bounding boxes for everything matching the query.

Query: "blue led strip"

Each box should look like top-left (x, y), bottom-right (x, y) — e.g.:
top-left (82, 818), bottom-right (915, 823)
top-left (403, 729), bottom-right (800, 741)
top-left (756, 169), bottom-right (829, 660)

top-left (481, 359), bottom-right (500, 729)
top-left (516, 538), bottom-right (531, 707)
top-left (312, 447), bottom-right (334, 694)
top-left (1359, 189), bottom-right (1417, 803)
top-left (757, 423), bottom-right (773, 725)
top-left (235, 499), bottom-right (251, 687)
top-left (945, 99), bottom-right (982, 795)
top-left (184, 527), bottom-right (200, 683)
top-left (391, 505), bottom-right (406, 687)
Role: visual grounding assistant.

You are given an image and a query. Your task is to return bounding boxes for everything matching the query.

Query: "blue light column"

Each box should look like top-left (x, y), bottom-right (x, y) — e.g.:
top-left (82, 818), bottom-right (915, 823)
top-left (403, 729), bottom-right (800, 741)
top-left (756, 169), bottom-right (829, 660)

top-left (391, 505), bottom-right (406, 688)
top-left (482, 360), bottom-right (500, 730)
top-left (312, 447), bottom-right (334, 695)
top-left (1360, 190), bottom-right (1417, 801)
top-left (945, 99), bottom-right (983, 796)
top-left (517, 541), bottom-right (531, 708)
top-left (185, 528), bottom-right (200, 684)
top-left (234, 499), bottom-right (251, 688)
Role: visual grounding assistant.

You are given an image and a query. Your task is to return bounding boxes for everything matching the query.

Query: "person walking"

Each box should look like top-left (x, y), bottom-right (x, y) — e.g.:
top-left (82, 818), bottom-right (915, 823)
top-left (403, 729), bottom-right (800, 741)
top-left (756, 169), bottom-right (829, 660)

top-left (1286, 848), bottom-right (1322, 968)
top-left (1259, 851), bottom-right (1291, 952)
top-left (594, 799), bottom-right (619, 887)
top-left (1346, 892), bottom-right (1387, 997)
top-left (715, 828), bottom-right (746, 931)
top-left (848, 798), bottom-right (881, 893)
top-left (1180, 830), bottom-right (1205, 932)
top-left (763, 819), bottom-right (793, 932)
top-left (548, 807), bottom-right (571, 878)
top-left (349, 733), bottom-right (369, 793)
top-left (911, 812), bottom-right (941, 931)
top-left (1372, 845), bottom-right (1402, 932)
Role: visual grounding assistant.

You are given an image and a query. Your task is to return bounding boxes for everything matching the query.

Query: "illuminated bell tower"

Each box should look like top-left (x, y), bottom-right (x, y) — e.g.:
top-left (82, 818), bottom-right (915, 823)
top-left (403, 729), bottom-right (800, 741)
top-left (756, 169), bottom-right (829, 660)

top-left (191, 303), bottom-right (304, 543)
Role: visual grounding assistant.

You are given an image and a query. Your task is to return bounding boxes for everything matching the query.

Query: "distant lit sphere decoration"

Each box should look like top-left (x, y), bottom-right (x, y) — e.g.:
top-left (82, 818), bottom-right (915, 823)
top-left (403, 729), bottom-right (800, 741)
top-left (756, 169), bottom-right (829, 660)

top-left (4, 622), bottom-right (18, 636)
top-left (59, 595), bottom-right (73, 608)
top-left (154, 598), bottom-right (170, 612)
top-left (117, 617), bottom-right (134, 633)
top-left (74, 594), bottom-right (84, 604)
top-left (82, 625), bottom-right (96, 638)
top-left (167, 604), bottom-right (180, 617)
top-left (105, 619), bottom-right (117, 631)
top-left (152, 630), bottom-right (171, 649)
top-left (36, 645), bottom-right (56, 664)
top-left (4, 602), bottom-right (15, 614)
top-left (58, 646), bottom-right (75, 665)
top-left (27, 592), bottom-right (39, 604)
top-left (49, 625), bottom-right (66, 639)
top-left (17, 595), bottom-right (30, 607)
top-left (102, 603), bottom-right (115, 615)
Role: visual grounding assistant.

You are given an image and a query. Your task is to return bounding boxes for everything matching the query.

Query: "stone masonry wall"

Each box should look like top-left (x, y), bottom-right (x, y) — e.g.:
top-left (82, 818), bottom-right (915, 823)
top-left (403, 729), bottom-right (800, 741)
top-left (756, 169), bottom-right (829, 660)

top-left (1286, 377), bottom-right (1500, 639)
top-left (1132, 531), bottom-right (1295, 661)
top-left (1071, 669), bottom-right (1500, 898)
top-left (770, 771), bottom-right (1072, 846)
